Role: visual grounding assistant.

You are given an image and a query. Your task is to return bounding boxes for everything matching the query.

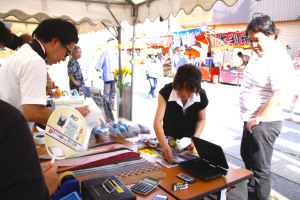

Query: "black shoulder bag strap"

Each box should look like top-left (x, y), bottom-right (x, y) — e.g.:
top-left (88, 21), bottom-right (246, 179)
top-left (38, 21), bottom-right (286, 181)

top-left (28, 39), bottom-right (47, 64)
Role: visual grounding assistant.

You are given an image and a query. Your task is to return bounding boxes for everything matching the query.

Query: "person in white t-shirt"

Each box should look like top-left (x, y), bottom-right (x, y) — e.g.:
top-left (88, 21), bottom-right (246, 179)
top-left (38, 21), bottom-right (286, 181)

top-left (237, 51), bottom-right (250, 68)
top-left (145, 49), bottom-right (163, 98)
top-left (0, 18), bottom-right (90, 133)
top-left (239, 14), bottom-right (295, 200)
top-left (0, 18), bottom-right (91, 198)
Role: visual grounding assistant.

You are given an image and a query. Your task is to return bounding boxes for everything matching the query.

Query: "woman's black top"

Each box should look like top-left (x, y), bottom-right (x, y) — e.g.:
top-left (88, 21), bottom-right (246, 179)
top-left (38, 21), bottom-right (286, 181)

top-left (159, 83), bottom-right (208, 139)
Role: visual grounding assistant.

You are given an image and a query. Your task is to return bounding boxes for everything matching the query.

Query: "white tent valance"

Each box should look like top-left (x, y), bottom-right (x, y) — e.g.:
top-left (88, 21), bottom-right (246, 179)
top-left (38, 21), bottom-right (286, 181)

top-left (0, 0), bottom-right (238, 34)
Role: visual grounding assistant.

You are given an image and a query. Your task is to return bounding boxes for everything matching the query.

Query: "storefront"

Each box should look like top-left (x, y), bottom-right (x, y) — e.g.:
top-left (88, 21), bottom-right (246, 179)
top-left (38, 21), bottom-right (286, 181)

top-left (140, 35), bottom-right (173, 77)
top-left (211, 31), bottom-right (250, 85)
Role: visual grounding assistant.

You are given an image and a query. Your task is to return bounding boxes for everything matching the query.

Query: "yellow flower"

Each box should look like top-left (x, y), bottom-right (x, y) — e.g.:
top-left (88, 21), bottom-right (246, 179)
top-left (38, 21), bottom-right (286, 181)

top-left (115, 66), bottom-right (132, 89)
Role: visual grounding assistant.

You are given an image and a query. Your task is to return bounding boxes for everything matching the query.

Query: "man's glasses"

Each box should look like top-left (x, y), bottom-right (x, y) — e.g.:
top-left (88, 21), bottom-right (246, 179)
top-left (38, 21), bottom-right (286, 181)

top-left (62, 44), bottom-right (71, 57)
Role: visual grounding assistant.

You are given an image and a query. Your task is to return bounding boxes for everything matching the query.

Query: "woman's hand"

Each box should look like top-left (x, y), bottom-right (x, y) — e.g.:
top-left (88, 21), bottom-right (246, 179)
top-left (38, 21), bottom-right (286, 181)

top-left (188, 139), bottom-right (197, 153)
top-left (161, 143), bottom-right (174, 164)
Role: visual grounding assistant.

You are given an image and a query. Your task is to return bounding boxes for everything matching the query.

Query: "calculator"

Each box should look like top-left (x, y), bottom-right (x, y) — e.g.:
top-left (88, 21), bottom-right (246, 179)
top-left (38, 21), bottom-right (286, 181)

top-left (130, 176), bottom-right (160, 195)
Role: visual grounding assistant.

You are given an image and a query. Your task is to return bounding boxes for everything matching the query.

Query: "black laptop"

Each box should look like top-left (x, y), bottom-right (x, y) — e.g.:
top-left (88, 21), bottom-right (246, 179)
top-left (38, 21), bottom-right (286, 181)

top-left (179, 137), bottom-right (229, 180)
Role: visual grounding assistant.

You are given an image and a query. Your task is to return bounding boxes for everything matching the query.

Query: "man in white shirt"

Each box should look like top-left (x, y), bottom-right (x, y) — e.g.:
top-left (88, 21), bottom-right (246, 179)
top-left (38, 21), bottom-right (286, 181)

top-left (0, 18), bottom-right (91, 198)
top-left (239, 14), bottom-right (295, 200)
top-left (0, 18), bottom-right (90, 132)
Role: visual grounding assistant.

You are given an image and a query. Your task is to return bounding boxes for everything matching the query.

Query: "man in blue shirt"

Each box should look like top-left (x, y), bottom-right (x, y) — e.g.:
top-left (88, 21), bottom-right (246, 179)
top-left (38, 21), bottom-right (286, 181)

top-left (95, 38), bottom-right (118, 110)
top-left (171, 46), bottom-right (189, 74)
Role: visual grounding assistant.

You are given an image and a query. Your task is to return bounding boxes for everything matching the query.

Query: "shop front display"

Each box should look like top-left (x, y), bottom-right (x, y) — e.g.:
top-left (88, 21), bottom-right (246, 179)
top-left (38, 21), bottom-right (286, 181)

top-left (211, 31), bottom-right (250, 85)
top-left (219, 70), bottom-right (244, 86)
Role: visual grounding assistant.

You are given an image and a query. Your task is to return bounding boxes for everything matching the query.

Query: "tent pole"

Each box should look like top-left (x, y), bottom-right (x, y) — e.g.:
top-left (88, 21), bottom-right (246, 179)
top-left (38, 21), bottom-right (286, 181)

top-left (117, 26), bottom-right (123, 117)
top-left (130, 6), bottom-right (137, 121)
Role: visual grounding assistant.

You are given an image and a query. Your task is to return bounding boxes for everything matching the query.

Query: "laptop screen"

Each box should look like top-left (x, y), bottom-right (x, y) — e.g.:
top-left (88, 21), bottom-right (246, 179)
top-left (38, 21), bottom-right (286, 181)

top-left (192, 137), bottom-right (228, 169)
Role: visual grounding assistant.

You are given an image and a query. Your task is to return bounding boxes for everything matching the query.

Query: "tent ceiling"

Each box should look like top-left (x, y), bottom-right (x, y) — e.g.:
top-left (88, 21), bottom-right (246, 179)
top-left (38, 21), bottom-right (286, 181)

top-left (0, 0), bottom-right (238, 34)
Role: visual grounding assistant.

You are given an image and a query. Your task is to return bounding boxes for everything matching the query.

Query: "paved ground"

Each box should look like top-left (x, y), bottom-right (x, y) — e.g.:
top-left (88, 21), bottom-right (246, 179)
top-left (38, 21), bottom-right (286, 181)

top-left (130, 64), bottom-right (300, 200)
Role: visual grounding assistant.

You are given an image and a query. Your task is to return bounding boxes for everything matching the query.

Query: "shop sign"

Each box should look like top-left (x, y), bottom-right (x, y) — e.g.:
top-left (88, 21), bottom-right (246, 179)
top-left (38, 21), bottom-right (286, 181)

top-left (146, 35), bottom-right (173, 47)
top-left (171, 26), bottom-right (213, 48)
top-left (212, 31), bottom-right (250, 50)
top-left (230, 71), bottom-right (244, 77)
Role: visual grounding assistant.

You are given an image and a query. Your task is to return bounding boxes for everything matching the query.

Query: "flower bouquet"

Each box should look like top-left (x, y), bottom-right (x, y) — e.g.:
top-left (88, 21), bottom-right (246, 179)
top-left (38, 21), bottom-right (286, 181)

top-left (114, 66), bottom-right (132, 89)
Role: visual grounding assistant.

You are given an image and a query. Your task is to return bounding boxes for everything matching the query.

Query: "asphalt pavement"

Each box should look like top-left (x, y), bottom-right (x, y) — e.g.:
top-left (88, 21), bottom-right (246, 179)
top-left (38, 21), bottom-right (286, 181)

top-left (130, 64), bottom-right (300, 200)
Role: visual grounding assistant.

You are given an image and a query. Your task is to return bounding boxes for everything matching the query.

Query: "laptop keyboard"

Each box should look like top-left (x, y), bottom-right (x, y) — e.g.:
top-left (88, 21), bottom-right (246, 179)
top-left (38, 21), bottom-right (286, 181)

top-left (180, 159), bottom-right (226, 178)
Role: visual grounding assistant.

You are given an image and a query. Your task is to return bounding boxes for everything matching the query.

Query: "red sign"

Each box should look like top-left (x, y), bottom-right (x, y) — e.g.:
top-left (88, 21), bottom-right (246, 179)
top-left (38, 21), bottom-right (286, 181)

top-left (212, 31), bottom-right (250, 49)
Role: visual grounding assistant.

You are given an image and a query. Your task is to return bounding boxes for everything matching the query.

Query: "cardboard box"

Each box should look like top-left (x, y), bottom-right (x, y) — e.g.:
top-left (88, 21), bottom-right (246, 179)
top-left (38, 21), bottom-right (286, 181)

top-left (51, 96), bottom-right (85, 110)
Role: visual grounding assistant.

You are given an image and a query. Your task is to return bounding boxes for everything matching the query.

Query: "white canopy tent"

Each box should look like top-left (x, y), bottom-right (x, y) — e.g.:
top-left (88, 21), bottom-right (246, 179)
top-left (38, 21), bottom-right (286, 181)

top-left (0, 0), bottom-right (238, 119)
top-left (0, 0), bottom-right (238, 34)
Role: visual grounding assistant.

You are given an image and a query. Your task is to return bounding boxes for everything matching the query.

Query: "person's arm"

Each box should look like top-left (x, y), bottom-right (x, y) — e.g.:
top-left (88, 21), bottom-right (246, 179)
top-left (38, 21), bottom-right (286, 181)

top-left (75, 105), bottom-right (90, 117)
top-left (240, 56), bottom-right (249, 66)
top-left (23, 104), bottom-right (53, 124)
top-left (46, 73), bottom-right (59, 98)
top-left (241, 60), bottom-right (248, 66)
top-left (95, 52), bottom-right (105, 72)
top-left (145, 59), bottom-right (150, 74)
top-left (46, 72), bottom-right (53, 91)
top-left (158, 61), bottom-right (164, 77)
top-left (190, 109), bottom-right (206, 151)
top-left (153, 94), bottom-right (173, 164)
top-left (68, 74), bottom-right (81, 86)
top-left (41, 162), bottom-right (58, 195)
top-left (68, 60), bottom-right (81, 86)
top-left (247, 90), bottom-right (284, 133)
top-left (23, 104), bottom-right (90, 124)
top-left (193, 109), bottom-right (206, 138)
top-left (240, 59), bottom-right (248, 67)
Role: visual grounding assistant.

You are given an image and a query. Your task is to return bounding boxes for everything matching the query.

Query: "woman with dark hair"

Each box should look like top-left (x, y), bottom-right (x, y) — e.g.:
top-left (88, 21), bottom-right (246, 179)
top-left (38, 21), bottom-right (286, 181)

top-left (153, 64), bottom-right (208, 163)
top-left (0, 21), bottom-right (14, 49)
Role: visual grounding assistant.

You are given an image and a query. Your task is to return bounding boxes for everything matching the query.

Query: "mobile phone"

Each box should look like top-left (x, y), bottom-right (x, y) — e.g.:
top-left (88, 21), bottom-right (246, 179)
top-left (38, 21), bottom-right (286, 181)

top-left (177, 173), bottom-right (196, 184)
top-left (153, 194), bottom-right (168, 200)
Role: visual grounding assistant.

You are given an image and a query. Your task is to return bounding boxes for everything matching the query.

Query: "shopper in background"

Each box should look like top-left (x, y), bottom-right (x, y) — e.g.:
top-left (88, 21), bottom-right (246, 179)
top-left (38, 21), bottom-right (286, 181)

top-left (157, 46), bottom-right (164, 62)
top-left (154, 64), bottom-right (208, 164)
top-left (164, 53), bottom-right (171, 66)
top-left (68, 45), bottom-right (85, 93)
top-left (171, 46), bottom-right (189, 75)
top-left (0, 22), bottom-right (33, 51)
top-left (288, 48), bottom-right (300, 122)
top-left (145, 49), bottom-right (163, 99)
top-left (95, 38), bottom-right (118, 111)
top-left (0, 21), bottom-right (20, 50)
top-left (239, 14), bottom-right (295, 200)
top-left (237, 51), bottom-right (250, 68)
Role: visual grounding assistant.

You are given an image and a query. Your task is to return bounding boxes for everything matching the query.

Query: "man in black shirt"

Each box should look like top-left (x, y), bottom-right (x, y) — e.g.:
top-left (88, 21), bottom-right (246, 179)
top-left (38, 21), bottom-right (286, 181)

top-left (0, 100), bottom-right (57, 199)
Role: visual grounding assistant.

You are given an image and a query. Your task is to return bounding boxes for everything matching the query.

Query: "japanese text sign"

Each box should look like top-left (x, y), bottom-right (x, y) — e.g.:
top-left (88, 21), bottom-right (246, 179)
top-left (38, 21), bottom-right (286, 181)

top-left (212, 31), bottom-right (250, 50)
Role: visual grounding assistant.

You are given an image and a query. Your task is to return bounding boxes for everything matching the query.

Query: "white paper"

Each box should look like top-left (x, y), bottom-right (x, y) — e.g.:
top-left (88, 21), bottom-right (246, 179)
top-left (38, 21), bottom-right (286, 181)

top-left (78, 97), bottom-right (105, 151)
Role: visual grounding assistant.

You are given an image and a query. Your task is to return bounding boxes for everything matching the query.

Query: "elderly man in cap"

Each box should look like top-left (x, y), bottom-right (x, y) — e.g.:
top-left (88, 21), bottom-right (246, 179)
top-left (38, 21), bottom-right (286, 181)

top-left (68, 45), bottom-right (85, 93)
top-left (171, 45), bottom-right (189, 75)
